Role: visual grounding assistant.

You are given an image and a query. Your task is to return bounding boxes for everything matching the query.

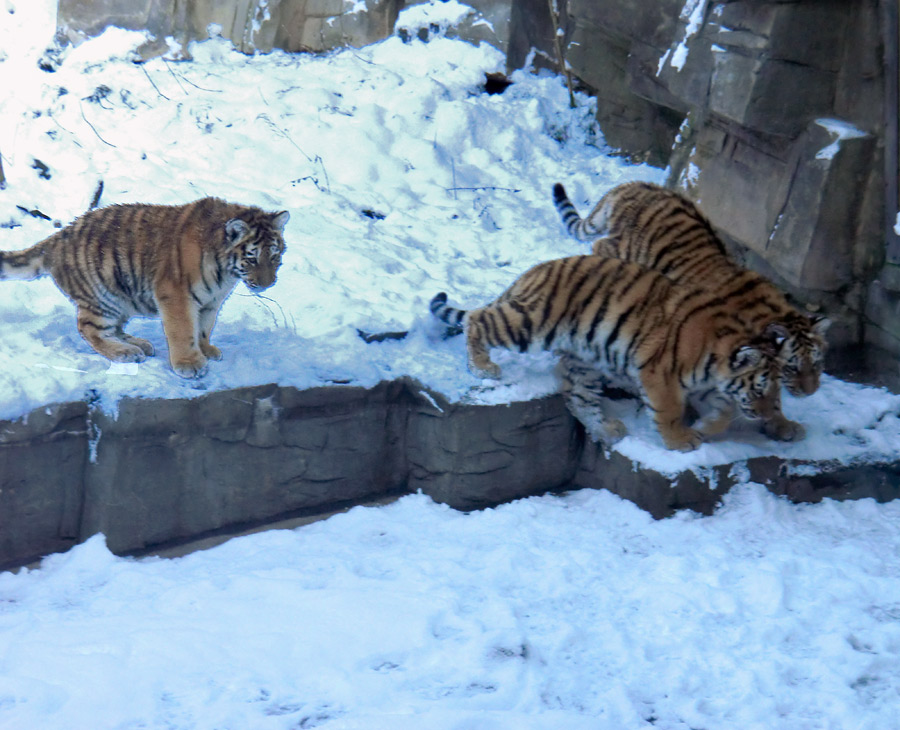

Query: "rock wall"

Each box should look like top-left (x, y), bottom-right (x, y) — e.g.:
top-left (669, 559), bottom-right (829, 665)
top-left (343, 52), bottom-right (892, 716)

top-left (4, 380), bottom-right (900, 569)
top-left (56, 0), bottom-right (511, 58)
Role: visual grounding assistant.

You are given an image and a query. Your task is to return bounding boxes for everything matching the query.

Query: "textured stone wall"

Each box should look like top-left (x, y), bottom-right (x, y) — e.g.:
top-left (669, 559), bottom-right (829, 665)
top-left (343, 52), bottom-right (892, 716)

top-left (56, 0), bottom-right (512, 57)
top-left (3, 381), bottom-right (900, 569)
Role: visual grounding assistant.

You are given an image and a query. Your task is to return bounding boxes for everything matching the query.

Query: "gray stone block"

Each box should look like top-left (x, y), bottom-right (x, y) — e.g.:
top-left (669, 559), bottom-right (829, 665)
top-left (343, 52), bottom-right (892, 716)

top-left (768, 120), bottom-right (876, 291)
top-left (407, 393), bottom-right (580, 509)
top-left (0, 402), bottom-right (88, 568)
top-left (79, 382), bottom-right (408, 553)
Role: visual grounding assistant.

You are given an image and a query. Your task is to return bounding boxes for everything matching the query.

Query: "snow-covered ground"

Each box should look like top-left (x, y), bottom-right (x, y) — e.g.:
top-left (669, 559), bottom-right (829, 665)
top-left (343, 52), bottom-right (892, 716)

top-left (2, 485), bottom-right (900, 730)
top-left (3, 2), bottom-right (900, 727)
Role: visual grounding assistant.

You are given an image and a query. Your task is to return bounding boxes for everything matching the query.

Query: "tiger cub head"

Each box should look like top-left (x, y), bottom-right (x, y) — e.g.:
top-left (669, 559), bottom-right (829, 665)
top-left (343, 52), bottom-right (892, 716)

top-left (224, 209), bottom-right (290, 292)
top-left (776, 312), bottom-right (830, 396)
top-left (715, 328), bottom-right (787, 422)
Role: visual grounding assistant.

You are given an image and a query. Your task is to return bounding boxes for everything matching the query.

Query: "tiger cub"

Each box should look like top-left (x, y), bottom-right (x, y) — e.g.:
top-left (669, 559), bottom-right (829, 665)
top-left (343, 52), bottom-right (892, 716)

top-left (430, 255), bottom-right (784, 452)
top-left (553, 181), bottom-right (829, 400)
top-left (0, 197), bottom-right (289, 378)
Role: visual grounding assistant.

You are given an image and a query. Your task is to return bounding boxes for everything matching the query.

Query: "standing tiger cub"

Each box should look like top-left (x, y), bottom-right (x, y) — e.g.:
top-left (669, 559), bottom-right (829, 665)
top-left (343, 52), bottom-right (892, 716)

top-left (553, 181), bottom-right (829, 400)
top-left (430, 255), bottom-right (785, 452)
top-left (0, 198), bottom-right (289, 378)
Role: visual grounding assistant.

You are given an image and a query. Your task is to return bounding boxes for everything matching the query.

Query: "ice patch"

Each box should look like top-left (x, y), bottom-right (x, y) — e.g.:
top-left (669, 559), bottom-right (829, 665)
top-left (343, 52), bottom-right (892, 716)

top-left (815, 118), bottom-right (867, 160)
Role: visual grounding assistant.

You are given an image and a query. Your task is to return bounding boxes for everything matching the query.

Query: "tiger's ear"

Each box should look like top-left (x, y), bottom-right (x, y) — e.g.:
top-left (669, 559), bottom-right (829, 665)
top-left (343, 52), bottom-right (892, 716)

top-left (809, 314), bottom-right (831, 337)
top-left (272, 211), bottom-right (290, 231)
top-left (763, 321), bottom-right (790, 350)
top-left (730, 345), bottom-right (763, 372)
top-left (225, 218), bottom-right (250, 247)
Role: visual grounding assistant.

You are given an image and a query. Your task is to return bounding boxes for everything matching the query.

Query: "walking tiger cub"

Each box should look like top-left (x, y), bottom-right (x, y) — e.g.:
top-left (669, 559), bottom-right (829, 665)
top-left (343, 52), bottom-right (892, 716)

top-left (430, 255), bottom-right (786, 452)
top-left (0, 198), bottom-right (289, 378)
top-left (552, 181), bottom-right (829, 399)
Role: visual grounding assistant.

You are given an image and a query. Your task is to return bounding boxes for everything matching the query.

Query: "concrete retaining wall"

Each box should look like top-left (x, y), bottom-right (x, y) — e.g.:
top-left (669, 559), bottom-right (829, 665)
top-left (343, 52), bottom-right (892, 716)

top-left (3, 380), bottom-right (899, 569)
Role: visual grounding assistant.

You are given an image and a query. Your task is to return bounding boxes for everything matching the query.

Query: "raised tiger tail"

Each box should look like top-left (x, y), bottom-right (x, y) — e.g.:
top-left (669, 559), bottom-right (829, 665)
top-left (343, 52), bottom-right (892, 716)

top-left (429, 292), bottom-right (468, 328)
top-left (552, 183), bottom-right (604, 242)
top-left (0, 239), bottom-right (51, 281)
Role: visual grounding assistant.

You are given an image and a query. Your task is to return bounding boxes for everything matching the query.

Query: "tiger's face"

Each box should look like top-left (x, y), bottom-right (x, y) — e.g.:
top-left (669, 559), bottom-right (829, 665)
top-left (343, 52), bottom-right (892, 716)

top-left (225, 210), bottom-right (289, 293)
top-left (719, 340), bottom-right (783, 421)
top-left (780, 314), bottom-right (829, 396)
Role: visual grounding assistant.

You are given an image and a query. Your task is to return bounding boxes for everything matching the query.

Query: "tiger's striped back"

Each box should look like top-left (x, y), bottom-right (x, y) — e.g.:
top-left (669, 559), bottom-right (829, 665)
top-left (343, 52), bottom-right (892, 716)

top-left (430, 255), bottom-right (787, 451)
top-left (553, 181), bottom-right (829, 397)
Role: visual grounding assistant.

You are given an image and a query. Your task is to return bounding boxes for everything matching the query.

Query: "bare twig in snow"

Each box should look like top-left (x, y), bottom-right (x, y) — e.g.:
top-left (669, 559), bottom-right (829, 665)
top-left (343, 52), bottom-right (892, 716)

top-left (79, 102), bottom-right (117, 147)
top-left (162, 58), bottom-right (187, 95)
top-left (140, 64), bottom-right (170, 100)
top-left (547, 0), bottom-right (576, 108)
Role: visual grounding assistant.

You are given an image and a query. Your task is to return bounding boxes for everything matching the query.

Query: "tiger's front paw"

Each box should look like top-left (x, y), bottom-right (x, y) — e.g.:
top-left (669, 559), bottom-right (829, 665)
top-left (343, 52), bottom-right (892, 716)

top-left (107, 343), bottom-right (149, 364)
top-left (171, 351), bottom-right (209, 379)
top-left (662, 426), bottom-right (703, 452)
top-left (586, 418), bottom-right (627, 446)
top-left (200, 342), bottom-right (223, 361)
top-left (763, 417), bottom-right (806, 442)
top-left (469, 361), bottom-right (501, 380)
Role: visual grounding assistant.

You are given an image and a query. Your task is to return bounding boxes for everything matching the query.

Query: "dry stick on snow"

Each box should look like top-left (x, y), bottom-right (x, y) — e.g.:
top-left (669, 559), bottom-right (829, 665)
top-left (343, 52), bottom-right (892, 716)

top-left (140, 64), bottom-right (171, 101)
top-left (447, 186), bottom-right (522, 193)
top-left (547, 0), bottom-right (576, 109)
top-left (163, 58), bottom-right (187, 95)
top-left (79, 102), bottom-right (117, 147)
top-left (0, 151), bottom-right (6, 190)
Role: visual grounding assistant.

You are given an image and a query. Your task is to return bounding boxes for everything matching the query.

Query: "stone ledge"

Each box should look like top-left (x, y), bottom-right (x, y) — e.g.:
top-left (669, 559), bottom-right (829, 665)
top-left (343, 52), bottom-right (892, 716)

top-left (2, 379), bottom-right (899, 569)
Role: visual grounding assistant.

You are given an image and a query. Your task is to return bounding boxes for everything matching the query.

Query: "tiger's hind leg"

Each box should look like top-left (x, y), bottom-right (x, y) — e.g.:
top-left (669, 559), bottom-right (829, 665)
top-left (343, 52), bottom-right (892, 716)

top-left (76, 307), bottom-right (149, 363)
top-left (556, 355), bottom-right (627, 445)
top-left (464, 307), bottom-right (502, 379)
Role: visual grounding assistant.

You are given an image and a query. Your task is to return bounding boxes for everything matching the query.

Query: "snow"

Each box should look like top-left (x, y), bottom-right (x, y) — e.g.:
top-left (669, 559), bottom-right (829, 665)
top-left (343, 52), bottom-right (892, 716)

top-left (3, 485), bottom-right (900, 729)
top-left (815, 118), bottom-right (868, 160)
top-left (3, 3), bottom-right (900, 728)
top-left (894, 211), bottom-right (900, 237)
top-left (658, 0), bottom-right (707, 74)
top-left (394, 0), bottom-right (474, 36)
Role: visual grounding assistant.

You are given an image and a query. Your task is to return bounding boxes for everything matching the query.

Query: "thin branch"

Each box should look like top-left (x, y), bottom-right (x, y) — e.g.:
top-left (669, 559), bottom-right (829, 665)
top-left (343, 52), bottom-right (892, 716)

top-left (140, 64), bottom-right (170, 100)
top-left (79, 102), bottom-right (117, 147)
top-left (447, 186), bottom-right (522, 193)
top-left (167, 64), bottom-right (223, 93)
top-left (547, 0), bottom-right (576, 108)
top-left (162, 58), bottom-right (187, 95)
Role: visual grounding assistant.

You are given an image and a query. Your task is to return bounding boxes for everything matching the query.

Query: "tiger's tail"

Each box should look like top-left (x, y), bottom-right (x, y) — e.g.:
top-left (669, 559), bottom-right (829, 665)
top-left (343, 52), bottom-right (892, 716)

top-left (429, 292), bottom-right (468, 328)
top-left (552, 183), bottom-right (607, 242)
top-left (0, 240), bottom-right (51, 281)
